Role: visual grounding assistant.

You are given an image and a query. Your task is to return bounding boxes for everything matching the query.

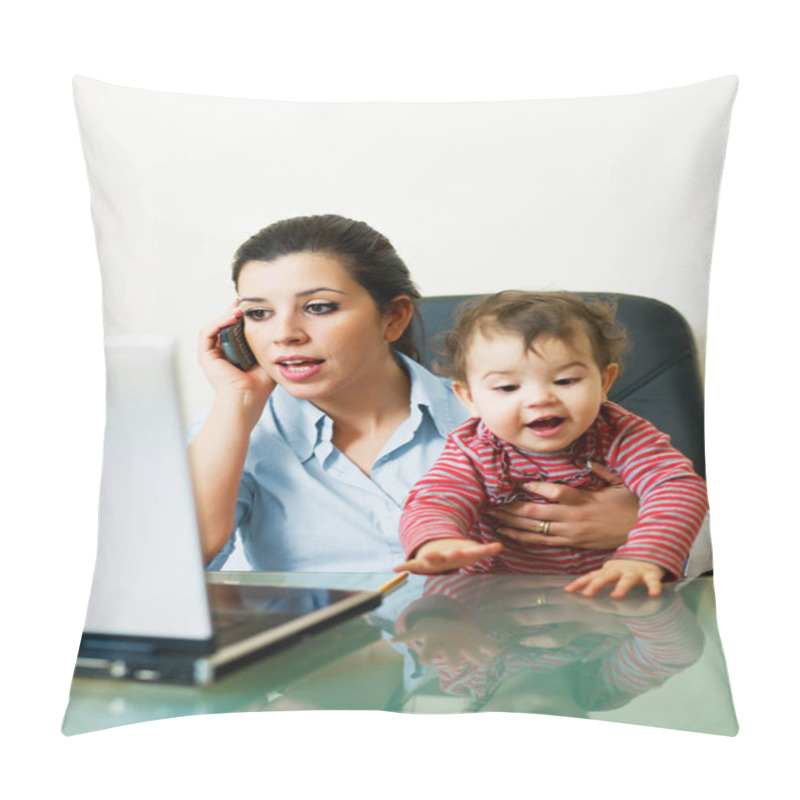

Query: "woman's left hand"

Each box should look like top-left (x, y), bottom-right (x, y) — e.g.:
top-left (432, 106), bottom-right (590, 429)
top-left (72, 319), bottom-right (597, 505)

top-left (487, 461), bottom-right (639, 551)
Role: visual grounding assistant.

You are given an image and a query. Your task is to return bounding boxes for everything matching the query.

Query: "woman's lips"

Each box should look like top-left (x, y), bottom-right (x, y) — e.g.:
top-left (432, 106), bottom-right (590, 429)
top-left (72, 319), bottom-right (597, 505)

top-left (526, 416), bottom-right (566, 437)
top-left (275, 358), bottom-right (325, 381)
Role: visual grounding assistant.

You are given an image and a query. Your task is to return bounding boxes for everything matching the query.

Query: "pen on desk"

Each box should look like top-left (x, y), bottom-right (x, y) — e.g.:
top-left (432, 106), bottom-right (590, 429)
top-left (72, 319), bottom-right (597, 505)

top-left (377, 572), bottom-right (409, 596)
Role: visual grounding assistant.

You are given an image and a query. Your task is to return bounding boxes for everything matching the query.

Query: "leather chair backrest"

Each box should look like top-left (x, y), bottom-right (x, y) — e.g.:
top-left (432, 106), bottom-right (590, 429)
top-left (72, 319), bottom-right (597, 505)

top-left (415, 293), bottom-right (705, 478)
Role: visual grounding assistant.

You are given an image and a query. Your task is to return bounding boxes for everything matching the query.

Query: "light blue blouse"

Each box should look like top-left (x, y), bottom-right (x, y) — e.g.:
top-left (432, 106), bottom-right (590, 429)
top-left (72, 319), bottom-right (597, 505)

top-left (205, 356), bottom-right (468, 571)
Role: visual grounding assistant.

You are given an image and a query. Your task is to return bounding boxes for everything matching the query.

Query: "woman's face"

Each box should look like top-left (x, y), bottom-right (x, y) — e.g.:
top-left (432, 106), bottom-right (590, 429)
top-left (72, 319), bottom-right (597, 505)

top-left (236, 252), bottom-right (407, 405)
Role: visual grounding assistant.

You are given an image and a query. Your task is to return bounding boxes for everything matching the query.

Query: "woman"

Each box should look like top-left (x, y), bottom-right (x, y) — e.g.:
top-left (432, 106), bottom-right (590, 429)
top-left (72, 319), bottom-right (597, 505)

top-left (189, 214), bottom-right (637, 571)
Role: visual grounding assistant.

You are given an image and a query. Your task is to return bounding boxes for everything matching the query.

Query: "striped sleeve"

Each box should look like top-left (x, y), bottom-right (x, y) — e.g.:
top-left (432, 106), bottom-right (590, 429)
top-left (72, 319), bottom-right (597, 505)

top-left (604, 407), bottom-right (709, 579)
top-left (399, 434), bottom-right (487, 558)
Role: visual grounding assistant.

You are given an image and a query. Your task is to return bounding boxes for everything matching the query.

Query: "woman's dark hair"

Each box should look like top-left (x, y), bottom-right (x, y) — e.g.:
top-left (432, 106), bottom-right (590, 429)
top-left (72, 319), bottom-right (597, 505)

top-left (232, 214), bottom-right (422, 361)
top-left (442, 290), bottom-right (629, 383)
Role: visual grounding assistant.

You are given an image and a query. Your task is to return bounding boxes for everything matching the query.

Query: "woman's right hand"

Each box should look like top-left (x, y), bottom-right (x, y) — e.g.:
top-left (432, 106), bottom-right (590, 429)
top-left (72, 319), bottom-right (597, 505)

top-left (191, 304), bottom-right (277, 563)
top-left (198, 304), bottom-right (276, 412)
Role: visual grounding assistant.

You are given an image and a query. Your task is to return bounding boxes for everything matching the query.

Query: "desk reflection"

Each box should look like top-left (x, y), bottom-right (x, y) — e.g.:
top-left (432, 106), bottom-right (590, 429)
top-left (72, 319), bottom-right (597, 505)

top-left (391, 574), bottom-right (704, 716)
top-left (63, 573), bottom-right (737, 736)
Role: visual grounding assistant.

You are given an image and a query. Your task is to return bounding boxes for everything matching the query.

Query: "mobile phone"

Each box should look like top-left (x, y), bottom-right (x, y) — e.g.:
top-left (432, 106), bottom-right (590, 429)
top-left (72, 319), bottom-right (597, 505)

top-left (218, 316), bottom-right (258, 371)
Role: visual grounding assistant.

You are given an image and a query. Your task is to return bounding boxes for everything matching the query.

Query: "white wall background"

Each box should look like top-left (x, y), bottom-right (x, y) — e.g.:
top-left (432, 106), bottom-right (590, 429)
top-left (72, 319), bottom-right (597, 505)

top-left (4, 1), bottom-right (797, 797)
top-left (75, 75), bottom-right (734, 421)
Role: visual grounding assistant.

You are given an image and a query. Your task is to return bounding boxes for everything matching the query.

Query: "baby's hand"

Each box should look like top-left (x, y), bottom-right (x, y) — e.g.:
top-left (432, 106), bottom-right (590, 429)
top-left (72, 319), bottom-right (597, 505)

top-left (394, 539), bottom-right (503, 575)
top-left (392, 619), bottom-right (498, 667)
top-left (564, 559), bottom-right (665, 599)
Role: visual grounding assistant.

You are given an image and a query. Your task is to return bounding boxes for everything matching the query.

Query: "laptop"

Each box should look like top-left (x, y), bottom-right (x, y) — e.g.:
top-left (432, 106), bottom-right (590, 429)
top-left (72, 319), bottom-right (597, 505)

top-left (75, 335), bottom-right (394, 686)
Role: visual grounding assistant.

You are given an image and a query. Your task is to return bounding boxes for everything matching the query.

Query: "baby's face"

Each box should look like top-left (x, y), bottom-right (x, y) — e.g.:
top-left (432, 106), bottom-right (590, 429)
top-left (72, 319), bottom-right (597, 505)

top-left (453, 328), bottom-right (617, 453)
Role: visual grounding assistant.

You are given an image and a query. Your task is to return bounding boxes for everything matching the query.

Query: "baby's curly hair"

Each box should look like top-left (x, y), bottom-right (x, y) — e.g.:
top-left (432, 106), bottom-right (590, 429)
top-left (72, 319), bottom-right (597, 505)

top-left (441, 290), bottom-right (629, 383)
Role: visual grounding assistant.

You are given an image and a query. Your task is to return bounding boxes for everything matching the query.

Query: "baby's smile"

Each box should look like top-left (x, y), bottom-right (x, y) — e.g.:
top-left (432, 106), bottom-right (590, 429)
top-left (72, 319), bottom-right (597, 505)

top-left (526, 416), bottom-right (567, 438)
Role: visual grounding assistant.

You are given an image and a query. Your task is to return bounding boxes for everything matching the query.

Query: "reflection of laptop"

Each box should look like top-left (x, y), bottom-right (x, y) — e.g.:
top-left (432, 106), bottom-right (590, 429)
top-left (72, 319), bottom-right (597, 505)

top-left (75, 336), bottom-right (387, 685)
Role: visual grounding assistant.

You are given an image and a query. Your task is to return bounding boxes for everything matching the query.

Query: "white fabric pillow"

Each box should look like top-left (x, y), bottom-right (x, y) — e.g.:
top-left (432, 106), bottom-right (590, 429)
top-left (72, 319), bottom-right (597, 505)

top-left (67, 75), bottom-right (738, 737)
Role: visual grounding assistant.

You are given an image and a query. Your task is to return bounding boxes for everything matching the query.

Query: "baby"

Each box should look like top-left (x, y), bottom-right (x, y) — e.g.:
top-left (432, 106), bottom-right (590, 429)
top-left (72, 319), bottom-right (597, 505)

top-left (395, 291), bottom-right (708, 598)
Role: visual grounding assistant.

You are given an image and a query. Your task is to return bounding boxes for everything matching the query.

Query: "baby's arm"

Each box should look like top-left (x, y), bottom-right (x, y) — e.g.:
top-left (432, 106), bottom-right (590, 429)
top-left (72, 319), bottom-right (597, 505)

top-left (397, 436), bottom-right (502, 575)
top-left (563, 410), bottom-right (707, 597)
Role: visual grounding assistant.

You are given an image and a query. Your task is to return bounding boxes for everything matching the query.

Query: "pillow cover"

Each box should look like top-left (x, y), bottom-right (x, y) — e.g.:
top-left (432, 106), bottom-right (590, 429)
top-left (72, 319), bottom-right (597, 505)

top-left (65, 76), bottom-right (738, 737)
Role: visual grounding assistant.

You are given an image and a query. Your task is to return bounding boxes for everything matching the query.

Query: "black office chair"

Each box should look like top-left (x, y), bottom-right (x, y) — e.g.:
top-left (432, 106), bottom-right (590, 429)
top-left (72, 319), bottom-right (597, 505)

top-left (415, 293), bottom-right (706, 478)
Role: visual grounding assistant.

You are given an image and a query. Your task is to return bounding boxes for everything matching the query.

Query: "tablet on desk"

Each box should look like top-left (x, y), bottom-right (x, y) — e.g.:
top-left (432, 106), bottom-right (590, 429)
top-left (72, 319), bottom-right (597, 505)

top-left (76, 581), bottom-right (385, 685)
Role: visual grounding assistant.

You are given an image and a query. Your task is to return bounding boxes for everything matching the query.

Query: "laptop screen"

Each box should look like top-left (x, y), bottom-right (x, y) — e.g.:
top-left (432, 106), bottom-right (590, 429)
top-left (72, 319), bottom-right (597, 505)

top-left (82, 336), bottom-right (213, 642)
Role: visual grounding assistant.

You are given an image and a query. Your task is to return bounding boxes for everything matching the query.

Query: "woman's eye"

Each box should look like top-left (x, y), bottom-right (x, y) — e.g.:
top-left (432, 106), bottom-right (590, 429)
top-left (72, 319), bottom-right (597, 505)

top-left (243, 308), bottom-right (271, 321)
top-left (305, 301), bottom-right (339, 315)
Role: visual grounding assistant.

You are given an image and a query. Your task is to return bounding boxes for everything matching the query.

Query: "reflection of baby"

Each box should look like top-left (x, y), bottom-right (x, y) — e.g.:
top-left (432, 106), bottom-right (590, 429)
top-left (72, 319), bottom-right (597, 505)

top-left (393, 573), bottom-right (705, 713)
top-left (396, 291), bottom-right (708, 598)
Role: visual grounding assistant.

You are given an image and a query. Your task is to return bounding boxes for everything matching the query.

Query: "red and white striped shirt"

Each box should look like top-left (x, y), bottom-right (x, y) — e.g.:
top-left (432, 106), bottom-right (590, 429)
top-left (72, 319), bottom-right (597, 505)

top-left (399, 402), bottom-right (708, 579)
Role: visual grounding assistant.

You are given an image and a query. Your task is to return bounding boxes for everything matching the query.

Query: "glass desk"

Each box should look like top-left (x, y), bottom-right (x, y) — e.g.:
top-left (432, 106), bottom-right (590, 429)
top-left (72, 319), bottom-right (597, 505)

top-left (62, 572), bottom-right (737, 736)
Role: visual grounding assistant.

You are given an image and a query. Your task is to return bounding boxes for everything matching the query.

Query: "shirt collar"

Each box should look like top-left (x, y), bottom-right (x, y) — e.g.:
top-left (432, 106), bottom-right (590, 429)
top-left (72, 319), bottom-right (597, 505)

top-left (269, 354), bottom-right (459, 463)
top-left (270, 386), bottom-right (329, 462)
top-left (401, 354), bottom-right (461, 439)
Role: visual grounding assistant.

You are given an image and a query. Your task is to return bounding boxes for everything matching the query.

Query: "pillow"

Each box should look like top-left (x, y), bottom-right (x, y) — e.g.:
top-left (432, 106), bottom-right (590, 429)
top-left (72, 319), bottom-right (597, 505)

top-left (65, 76), bottom-right (738, 737)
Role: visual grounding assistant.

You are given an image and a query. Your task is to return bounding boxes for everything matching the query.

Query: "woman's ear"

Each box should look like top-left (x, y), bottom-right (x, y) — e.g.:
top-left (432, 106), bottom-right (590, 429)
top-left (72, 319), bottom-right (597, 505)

top-left (383, 295), bottom-right (415, 343)
top-left (601, 363), bottom-right (619, 399)
top-left (452, 380), bottom-right (480, 417)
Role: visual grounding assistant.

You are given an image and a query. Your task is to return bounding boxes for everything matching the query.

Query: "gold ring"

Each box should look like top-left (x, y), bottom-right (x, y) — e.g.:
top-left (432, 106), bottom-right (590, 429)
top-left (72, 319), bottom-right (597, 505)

top-left (541, 520), bottom-right (551, 536)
